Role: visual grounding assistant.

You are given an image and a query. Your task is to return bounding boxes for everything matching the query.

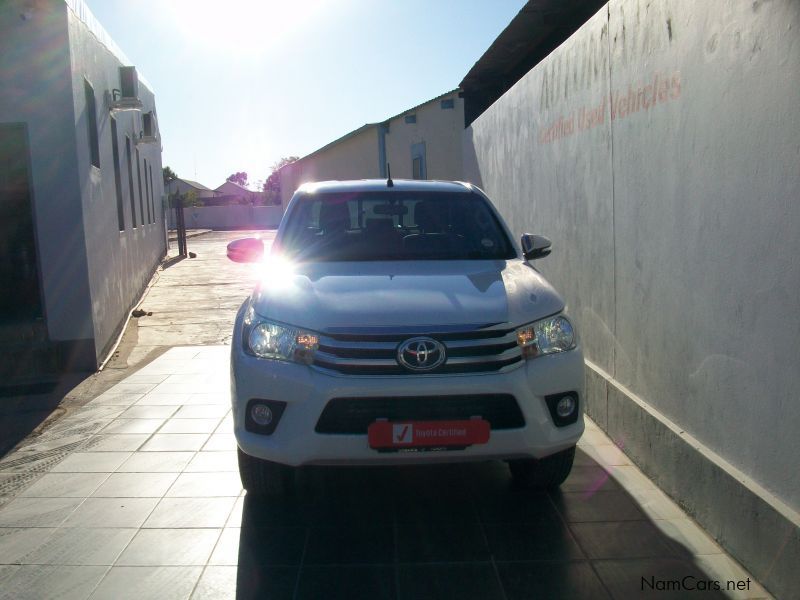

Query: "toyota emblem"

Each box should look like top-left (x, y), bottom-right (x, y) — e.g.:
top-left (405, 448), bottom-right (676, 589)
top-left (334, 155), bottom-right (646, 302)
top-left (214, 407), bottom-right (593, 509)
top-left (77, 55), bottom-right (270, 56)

top-left (397, 337), bottom-right (446, 372)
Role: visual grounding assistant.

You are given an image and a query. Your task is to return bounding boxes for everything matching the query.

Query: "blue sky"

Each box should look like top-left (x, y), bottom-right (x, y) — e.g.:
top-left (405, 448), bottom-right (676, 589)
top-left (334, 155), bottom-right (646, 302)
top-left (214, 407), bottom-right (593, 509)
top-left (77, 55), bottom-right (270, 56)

top-left (83, 0), bottom-right (525, 189)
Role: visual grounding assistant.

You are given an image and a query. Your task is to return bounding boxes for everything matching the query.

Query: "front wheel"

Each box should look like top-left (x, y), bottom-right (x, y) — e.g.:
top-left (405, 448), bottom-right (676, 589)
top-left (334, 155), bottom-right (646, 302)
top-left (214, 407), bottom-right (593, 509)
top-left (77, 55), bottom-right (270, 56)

top-left (507, 446), bottom-right (575, 490)
top-left (237, 448), bottom-right (294, 496)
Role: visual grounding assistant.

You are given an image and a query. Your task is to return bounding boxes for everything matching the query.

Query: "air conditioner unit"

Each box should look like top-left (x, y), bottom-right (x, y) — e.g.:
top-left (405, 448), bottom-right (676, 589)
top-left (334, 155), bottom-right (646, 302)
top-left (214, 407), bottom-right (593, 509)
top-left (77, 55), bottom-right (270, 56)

top-left (136, 111), bottom-right (159, 144)
top-left (110, 66), bottom-right (143, 111)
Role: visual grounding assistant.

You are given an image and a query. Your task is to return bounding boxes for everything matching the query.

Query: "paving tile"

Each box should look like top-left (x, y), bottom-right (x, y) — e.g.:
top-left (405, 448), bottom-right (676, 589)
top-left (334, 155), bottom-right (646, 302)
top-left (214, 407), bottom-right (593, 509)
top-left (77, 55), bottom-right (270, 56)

top-left (497, 561), bottom-right (611, 600)
top-left (84, 434), bottom-right (150, 452)
top-left (201, 434), bottom-right (236, 451)
top-left (210, 527), bottom-right (307, 566)
top-left (135, 394), bottom-right (194, 406)
top-left (107, 383), bottom-right (160, 395)
top-left (190, 565), bottom-right (236, 600)
top-left (0, 564), bottom-right (108, 600)
top-left (653, 518), bottom-right (725, 556)
top-left (159, 419), bottom-right (221, 434)
top-left (397, 563), bottom-right (505, 600)
top-left (116, 528), bottom-right (221, 566)
top-left (101, 418), bottom-right (166, 435)
top-left (166, 472), bottom-right (242, 497)
top-left (232, 565), bottom-right (297, 600)
top-left (393, 489), bottom-right (476, 525)
top-left (305, 525), bottom-right (393, 565)
top-left (116, 452), bottom-right (195, 473)
top-left (61, 497), bottom-right (160, 528)
top-left (90, 565), bottom-right (202, 600)
top-left (483, 520), bottom-right (585, 561)
top-left (141, 434), bottom-right (209, 452)
top-left (295, 565), bottom-right (394, 600)
top-left (175, 405), bottom-right (230, 419)
top-left (396, 522), bottom-right (488, 563)
top-left (144, 497), bottom-right (237, 528)
top-left (120, 405), bottom-right (180, 419)
top-left (0, 528), bottom-right (57, 564)
top-left (593, 557), bottom-right (729, 599)
top-left (627, 488), bottom-right (687, 521)
top-left (88, 393), bottom-right (145, 406)
top-left (560, 465), bottom-right (620, 493)
top-left (694, 554), bottom-right (771, 599)
top-left (91, 472), bottom-right (179, 498)
top-left (551, 490), bottom-right (647, 523)
top-left (119, 373), bottom-right (170, 385)
top-left (184, 451), bottom-right (238, 472)
top-left (19, 472), bottom-right (110, 498)
top-left (50, 452), bottom-right (132, 473)
top-left (186, 393), bottom-right (230, 406)
top-left (0, 564), bottom-right (19, 584)
top-left (473, 489), bottom-right (560, 524)
top-left (214, 416), bottom-right (233, 433)
top-left (21, 527), bottom-right (136, 565)
top-left (570, 521), bottom-right (679, 559)
top-left (0, 497), bottom-right (82, 527)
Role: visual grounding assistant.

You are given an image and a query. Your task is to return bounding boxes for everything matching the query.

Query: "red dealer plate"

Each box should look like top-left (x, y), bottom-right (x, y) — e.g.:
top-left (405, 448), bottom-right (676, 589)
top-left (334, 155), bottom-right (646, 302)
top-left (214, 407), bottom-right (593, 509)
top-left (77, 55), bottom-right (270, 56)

top-left (368, 419), bottom-right (490, 450)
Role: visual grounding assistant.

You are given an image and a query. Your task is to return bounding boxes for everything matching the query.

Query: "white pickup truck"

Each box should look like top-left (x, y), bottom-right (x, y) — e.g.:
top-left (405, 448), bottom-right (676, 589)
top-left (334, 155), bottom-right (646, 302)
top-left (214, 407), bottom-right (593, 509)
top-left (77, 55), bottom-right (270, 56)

top-left (227, 179), bottom-right (584, 494)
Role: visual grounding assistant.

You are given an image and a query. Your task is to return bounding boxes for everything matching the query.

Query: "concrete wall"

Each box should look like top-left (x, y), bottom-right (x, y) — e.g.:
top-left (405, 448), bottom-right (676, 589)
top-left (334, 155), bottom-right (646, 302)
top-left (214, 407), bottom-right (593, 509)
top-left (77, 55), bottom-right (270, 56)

top-left (167, 206), bottom-right (283, 230)
top-left (463, 0), bottom-right (799, 596)
top-left (0, 0), bottom-right (94, 359)
top-left (384, 93), bottom-right (464, 181)
top-left (66, 3), bottom-right (166, 365)
top-left (280, 127), bottom-right (379, 205)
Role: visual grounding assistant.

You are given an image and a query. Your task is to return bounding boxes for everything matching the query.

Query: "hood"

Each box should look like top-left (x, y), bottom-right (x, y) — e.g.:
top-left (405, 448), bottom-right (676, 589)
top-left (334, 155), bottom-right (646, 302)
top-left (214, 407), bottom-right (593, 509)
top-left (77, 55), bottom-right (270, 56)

top-left (251, 259), bottom-right (564, 333)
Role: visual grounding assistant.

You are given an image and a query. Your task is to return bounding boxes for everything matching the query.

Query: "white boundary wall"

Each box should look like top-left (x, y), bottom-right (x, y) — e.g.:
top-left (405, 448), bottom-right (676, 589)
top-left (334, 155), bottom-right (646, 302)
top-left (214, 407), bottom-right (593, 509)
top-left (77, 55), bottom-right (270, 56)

top-left (463, 1), bottom-right (799, 596)
top-left (167, 206), bottom-right (284, 230)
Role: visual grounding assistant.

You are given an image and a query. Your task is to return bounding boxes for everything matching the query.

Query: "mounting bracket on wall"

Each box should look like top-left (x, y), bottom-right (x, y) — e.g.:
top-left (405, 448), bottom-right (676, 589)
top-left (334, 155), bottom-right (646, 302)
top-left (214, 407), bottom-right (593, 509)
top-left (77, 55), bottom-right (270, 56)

top-left (109, 66), bottom-right (143, 112)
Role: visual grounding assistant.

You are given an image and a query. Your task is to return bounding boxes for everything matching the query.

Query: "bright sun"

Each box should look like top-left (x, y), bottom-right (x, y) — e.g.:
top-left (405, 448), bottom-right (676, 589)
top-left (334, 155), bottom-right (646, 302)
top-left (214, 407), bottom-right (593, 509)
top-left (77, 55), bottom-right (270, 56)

top-left (169, 0), bottom-right (330, 57)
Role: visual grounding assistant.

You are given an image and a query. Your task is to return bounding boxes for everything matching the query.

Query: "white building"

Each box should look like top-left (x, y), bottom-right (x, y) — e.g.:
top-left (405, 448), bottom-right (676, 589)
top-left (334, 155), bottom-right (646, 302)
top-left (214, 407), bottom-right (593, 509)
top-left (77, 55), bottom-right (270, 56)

top-left (0, 0), bottom-right (167, 378)
top-left (279, 90), bottom-right (464, 205)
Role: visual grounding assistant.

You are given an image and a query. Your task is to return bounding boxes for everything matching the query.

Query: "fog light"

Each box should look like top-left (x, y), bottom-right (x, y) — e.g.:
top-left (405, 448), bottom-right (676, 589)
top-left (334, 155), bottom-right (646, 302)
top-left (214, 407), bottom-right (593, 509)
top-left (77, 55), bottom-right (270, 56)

top-left (556, 395), bottom-right (576, 418)
top-left (250, 403), bottom-right (273, 426)
top-left (244, 399), bottom-right (286, 435)
top-left (544, 392), bottom-right (580, 427)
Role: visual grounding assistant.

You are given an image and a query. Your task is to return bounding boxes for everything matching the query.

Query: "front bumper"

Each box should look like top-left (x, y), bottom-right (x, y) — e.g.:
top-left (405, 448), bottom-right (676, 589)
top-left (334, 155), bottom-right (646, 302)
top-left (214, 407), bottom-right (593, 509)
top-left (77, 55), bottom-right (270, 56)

top-left (230, 329), bottom-right (585, 467)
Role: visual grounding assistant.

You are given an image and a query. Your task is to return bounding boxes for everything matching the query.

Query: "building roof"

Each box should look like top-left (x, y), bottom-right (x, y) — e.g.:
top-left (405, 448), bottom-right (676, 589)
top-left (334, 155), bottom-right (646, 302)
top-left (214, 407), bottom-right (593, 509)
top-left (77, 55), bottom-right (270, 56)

top-left (64, 0), bottom-right (153, 91)
top-left (297, 179), bottom-right (474, 195)
top-left (216, 180), bottom-right (251, 192)
top-left (289, 89), bottom-right (460, 166)
top-left (459, 0), bottom-right (606, 126)
top-left (176, 178), bottom-right (213, 191)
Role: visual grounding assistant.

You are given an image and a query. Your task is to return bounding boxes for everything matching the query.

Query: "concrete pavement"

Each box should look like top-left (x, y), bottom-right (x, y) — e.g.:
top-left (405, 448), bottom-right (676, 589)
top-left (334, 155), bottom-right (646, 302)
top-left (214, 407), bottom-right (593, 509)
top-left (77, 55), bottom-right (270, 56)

top-left (0, 232), bottom-right (772, 599)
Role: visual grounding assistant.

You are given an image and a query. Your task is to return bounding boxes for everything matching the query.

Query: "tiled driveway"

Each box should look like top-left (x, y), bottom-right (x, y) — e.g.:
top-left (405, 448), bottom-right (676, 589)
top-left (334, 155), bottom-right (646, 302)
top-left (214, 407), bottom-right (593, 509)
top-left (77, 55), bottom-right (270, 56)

top-left (0, 347), bottom-right (770, 599)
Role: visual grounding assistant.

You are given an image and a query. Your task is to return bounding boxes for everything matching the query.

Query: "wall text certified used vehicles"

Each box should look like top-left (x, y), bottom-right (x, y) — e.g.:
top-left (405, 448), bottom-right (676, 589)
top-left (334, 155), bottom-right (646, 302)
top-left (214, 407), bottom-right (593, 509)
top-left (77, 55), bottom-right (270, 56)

top-left (227, 179), bottom-right (584, 494)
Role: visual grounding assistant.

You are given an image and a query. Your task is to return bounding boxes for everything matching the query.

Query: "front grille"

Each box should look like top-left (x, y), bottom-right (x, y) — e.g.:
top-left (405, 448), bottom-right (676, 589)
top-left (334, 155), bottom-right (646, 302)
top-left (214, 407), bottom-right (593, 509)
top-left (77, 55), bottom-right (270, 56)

top-left (313, 326), bottom-right (523, 375)
top-left (315, 394), bottom-right (525, 434)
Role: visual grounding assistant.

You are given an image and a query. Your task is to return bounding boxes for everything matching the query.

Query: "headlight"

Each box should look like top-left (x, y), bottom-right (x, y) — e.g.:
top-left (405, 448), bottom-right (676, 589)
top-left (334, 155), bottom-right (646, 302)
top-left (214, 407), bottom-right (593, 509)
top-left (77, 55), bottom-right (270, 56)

top-left (516, 314), bottom-right (575, 359)
top-left (243, 306), bottom-right (318, 364)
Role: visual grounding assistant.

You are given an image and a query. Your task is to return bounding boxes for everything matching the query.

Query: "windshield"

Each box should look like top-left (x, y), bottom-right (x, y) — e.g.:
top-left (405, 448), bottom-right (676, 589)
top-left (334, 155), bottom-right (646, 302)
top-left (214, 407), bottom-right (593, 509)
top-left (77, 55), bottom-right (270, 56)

top-left (276, 191), bottom-right (516, 261)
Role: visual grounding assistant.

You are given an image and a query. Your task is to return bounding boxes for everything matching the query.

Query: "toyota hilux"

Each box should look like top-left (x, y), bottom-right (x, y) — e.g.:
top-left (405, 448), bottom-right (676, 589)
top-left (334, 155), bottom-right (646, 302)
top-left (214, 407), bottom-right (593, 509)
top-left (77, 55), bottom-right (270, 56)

top-left (227, 179), bottom-right (584, 494)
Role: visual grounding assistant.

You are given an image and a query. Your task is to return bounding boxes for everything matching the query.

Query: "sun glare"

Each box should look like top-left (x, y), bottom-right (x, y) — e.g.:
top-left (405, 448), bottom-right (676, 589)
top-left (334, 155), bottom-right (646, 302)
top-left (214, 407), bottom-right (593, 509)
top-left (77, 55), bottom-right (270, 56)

top-left (169, 0), bottom-right (329, 57)
top-left (258, 255), bottom-right (298, 292)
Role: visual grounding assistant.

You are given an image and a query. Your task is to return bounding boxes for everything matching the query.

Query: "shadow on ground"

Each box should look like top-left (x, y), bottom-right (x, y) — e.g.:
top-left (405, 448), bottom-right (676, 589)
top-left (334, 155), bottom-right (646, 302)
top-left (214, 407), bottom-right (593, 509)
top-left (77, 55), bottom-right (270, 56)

top-left (234, 455), bottom-right (732, 600)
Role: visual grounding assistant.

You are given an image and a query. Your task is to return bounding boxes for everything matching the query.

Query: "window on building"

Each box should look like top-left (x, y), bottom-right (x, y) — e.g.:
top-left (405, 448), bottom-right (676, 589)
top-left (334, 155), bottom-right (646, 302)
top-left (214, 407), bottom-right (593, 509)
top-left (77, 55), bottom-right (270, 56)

top-left (135, 148), bottom-right (144, 226)
top-left (144, 158), bottom-right (151, 223)
top-left (411, 142), bottom-right (426, 180)
top-left (441, 98), bottom-right (455, 109)
top-left (125, 136), bottom-right (136, 227)
top-left (110, 117), bottom-right (124, 230)
top-left (84, 79), bottom-right (100, 168)
top-left (149, 164), bottom-right (156, 223)
top-left (404, 114), bottom-right (416, 124)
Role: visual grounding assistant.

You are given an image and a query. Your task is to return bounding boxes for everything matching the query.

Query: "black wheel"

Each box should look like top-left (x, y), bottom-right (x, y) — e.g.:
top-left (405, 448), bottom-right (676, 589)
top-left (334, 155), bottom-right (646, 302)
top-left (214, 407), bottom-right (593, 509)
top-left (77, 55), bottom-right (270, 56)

top-left (508, 446), bottom-right (575, 490)
top-left (237, 448), bottom-right (294, 496)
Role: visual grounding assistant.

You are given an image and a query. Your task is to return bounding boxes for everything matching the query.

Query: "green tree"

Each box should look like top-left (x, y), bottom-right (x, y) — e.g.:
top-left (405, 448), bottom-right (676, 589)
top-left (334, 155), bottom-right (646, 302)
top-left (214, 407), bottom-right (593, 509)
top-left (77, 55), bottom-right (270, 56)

top-left (162, 165), bottom-right (178, 185)
top-left (226, 171), bottom-right (248, 187)
top-left (263, 156), bottom-right (299, 205)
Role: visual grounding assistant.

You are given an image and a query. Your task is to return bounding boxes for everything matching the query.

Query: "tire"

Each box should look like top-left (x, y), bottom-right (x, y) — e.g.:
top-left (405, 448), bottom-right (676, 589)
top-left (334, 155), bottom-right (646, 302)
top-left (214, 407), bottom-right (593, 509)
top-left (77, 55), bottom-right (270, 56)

top-left (237, 448), bottom-right (294, 496)
top-left (508, 446), bottom-right (576, 490)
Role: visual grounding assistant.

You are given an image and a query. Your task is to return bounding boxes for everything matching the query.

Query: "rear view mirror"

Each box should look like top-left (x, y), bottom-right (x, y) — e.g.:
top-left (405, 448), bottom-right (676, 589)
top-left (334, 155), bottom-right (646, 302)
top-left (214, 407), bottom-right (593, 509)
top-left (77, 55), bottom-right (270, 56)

top-left (520, 233), bottom-right (551, 260)
top-left (227, 237), bottom-right (264, 263)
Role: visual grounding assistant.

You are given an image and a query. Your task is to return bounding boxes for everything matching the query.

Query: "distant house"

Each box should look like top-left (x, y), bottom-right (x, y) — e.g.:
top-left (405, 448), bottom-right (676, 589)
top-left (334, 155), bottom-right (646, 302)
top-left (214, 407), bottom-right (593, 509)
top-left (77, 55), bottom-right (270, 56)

top-left (0, 0), bottom-right (167, 378)
top-left (165, 178), bottom-right (217, 199)
top-left (278, 89), bottom-right (464, 205)
top-left (215, 180), bottom-right (263, 205)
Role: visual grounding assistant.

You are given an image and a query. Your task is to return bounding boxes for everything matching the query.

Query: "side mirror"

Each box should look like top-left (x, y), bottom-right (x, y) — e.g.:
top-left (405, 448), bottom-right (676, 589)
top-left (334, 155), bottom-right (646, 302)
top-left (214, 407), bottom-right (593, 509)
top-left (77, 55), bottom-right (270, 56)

top-left (227, 237), bottom-right (264, 263)
top-left (520, 233), bottom-right (551, 260)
